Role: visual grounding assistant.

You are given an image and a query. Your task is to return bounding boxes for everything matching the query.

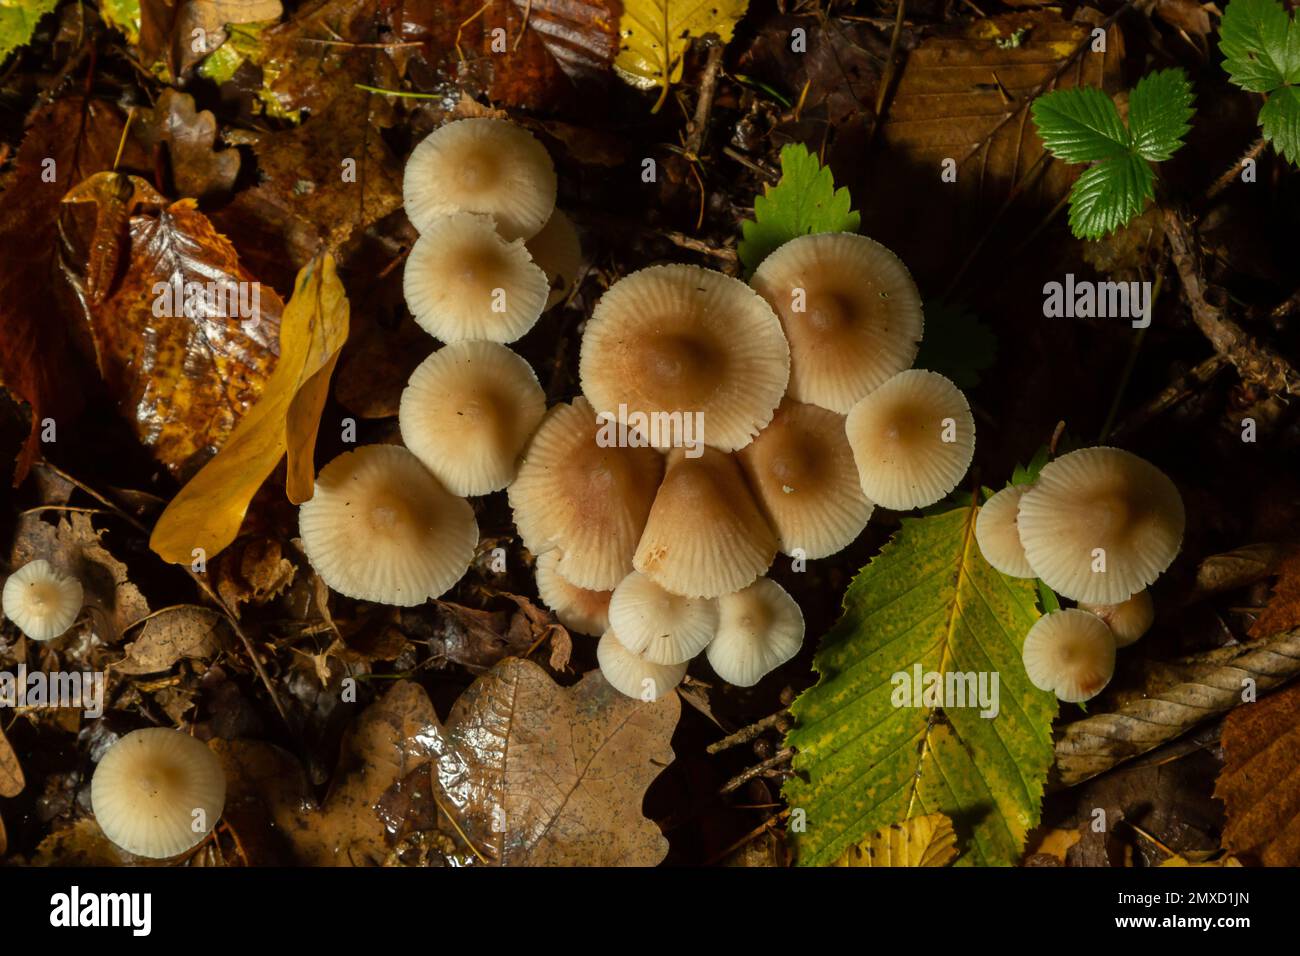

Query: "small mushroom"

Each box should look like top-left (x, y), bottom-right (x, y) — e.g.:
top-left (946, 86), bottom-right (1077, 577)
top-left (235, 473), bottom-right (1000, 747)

top-left (845, 369), bottom-right (975, 510)
top-left (2, 559), bottom-right (82, 641)
top-left (597, 630), bottom-right (687, 700)
top-left (706, 577), bottom-right (805, 687)
top-left (525, 209), bottom-right (582, 310)
top-left (1079, 588), bottom-right (1154, 647)
top-left (403, 212), bottom-right (549, 344)
top-left (608, 571), bottom-right (718, 664)
top-left (399, 340), bottom-right (546, 496)
top-left (299, 445), bottom-right (479, 606)
top-left (403, 117), bottom-right (557, 241)
top-left (1021, 609), bottom-right (1116, 703)
top-left (91, 728), bottom-right (226, 859)
top-left (975, 484), bottom-right (1036, 578)
top-left (534, 550), bottom-right (612, 637)
top-left (750, 232), bottom-right (923, 413)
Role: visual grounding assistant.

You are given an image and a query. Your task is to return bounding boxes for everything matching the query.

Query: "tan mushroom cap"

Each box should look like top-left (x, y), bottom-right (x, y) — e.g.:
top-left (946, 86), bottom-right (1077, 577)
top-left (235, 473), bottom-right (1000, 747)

top-left (609, 571), bottom-right (718, 664)
top-left (1017, 447), bottom-right (1185, 605)
top-left (2, 559), bottom-right (82, 641)
top-left (526, 209), bottom-right (582, 310)
top-left (634, 447), bottom-right (778, 599)
top-left (91, 728), bottom-right (226, 859)
top-left (535, 549), bottom-right (611, 637)
top-left (750, 232), bottom-right (924, 413)
top-left (579, 264), bottom-right (790, 453)
top-left (403, 117), bottom-right (557, 241)
top-left (299, 445), bottom-right (479, 606)
top-left (738, 398), bottom-right (873, 559)
top-left (1021, 608), bottom-right (1116, 703)
top-left (509, 398), bottom-right (664, 591)
top-left (399, 340), bottom-right (546, 496)
top-left (975, 484), bottom-right (1036, 578)
top-left (845, 369), bottom-right (975, 510)
top-left (706, 577), bottom-right (805, 687)
top-left (403, 212), bottom-right (549, 344)
top-left (1080, 588), bottom-right (1154, 647)
top-left (597, 631), bottom-right (687, 700)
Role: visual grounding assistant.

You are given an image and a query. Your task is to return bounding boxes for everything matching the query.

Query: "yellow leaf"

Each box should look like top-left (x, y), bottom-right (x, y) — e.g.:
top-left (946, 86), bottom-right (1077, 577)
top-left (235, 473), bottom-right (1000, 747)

top-left (150, 254), bottom-right (349, 564)
top-left (614, 0), bottom-right (750, 112)
top-left (832, 812), bottom-right (959, 867)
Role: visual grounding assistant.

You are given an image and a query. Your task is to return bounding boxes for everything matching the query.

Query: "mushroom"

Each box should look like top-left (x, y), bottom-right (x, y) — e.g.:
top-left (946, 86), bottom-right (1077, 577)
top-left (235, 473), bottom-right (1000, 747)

top-left (403, 212), bottom-right (549, 344)
top-left (608, 571), bottom-right (718, 664)
top-left (508, 397), bottom-right (664, 591)
top-left (525, 209), bottom-right (582, 310)
top-left (91, 728), bottom-right (226, 859)
top-left (2, 559), bottom-right (82, 641)
top-left (974, 484), bottom-right (1036, 578)
top-left (1080, 588), bottom-right (1154, 647)
top-left (1016, 447), bottom-right (1184, 604)
top-left (299, 444), bottom-right (479, 606)
top-left (579, 264), bottom-right (790, 453)
top-left (845, 369), bottom-right (975, 510)
top-left (633, 447), bottom-right (778, 599)
top-left (738, 398), bottom-right (873, 559)
top-left (597, 630), bottom-right (687, 701)
top-left (1021, 608), bottom-right (1116, 703)
top-left (534, 549), bottom-right (612, 637)
top-left (399, 340), bottom-right (546, 496)
top-left (403, 117), bottom-right (557, 241)
top-left (706, 577), bottom-right (805, 687)
top-left (749, 232), bottom-right (924, 413)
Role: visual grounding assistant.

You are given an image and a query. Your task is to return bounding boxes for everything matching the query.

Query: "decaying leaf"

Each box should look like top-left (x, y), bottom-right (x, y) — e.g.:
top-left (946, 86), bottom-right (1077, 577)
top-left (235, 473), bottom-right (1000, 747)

top-left (1249, 550), bottom-right (1300, 638)
top-left (61, 172), bottom-right (168, 305)
top-left (141, 0), bottom-right (284, 78)
top-left (832, 812), bottom-right (959, 867)
top-left (115, 606), bottom-right (225, 674)
top-left (615, 0), bottom-right (750, 111)
top-left (135, 90), bottom-right (241, 199)
top-left (214, 536), bottom-right (297, 613)
top-left (1196, 543), bottom-right (1290, 594)
top-left (31, 817), bottom-right (131, 866)
top-left (0, 723), bottom-right (23, 797)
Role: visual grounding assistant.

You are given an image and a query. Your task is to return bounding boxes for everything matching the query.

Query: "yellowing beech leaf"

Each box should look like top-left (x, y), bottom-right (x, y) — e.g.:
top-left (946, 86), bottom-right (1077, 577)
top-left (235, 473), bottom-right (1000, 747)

top-left (150, 254), bottom-right (349, 564)
top-left (615, 0), bottom-right (750, 111)
top-left (833, 812), bottom-right (958, 867)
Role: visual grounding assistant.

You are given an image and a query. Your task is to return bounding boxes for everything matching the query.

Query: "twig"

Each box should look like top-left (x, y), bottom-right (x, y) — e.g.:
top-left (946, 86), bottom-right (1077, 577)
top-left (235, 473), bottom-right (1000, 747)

top-left (1108, 354), bottom-right (1228, 441)
top-left (1206, 136), bottom-right (1267, 202)
top-left (720, 747), bottom-right (794, 795)
top-left (703, 808), bottom-right (790, 865)
top-left (685, 40), bottom-right (726, 159)
top-left (658, 230), bottom-right (738, 264)
top-left (706, 709), bottom-right (790, 754)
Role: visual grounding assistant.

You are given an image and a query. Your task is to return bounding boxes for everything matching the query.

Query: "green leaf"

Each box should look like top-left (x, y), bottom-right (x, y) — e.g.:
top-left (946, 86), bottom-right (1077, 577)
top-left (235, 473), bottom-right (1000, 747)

top-left (1030, 86), bottom-right (1131, 163)
top-left (738, 143), bottom-right (860, 273)
top-left (1067, 152), bottom-right (1155, 240)
top-left (913, 300), bottom-right (997, 388)
top-left (1128, 68), bottom-right (1195, 162)
top-left (1219, 0), bottom-right (1300, 93)
top-left (783, 504), bottom-right (1057, 867)
top-left (1010, 446), bottom-right (1051, 486)
top-left (1260, 87), bottom-right (1300, 164)
top-left (0, 0), bottom-right (59, 65)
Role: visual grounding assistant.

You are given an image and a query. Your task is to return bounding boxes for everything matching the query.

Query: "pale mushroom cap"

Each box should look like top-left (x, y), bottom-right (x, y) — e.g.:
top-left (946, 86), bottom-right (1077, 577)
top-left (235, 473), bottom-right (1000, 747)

top-left (579, 264), bottom-right (790, 453)
top-left (535, 549), bottom-right (611, 637)
top-left (403, 212), bottom-right (549, 344)
top-left (2, 559), bottom-right (82, 641)
top-left (975, 484), bottom-right (1036, 578)
top-left (1080, 588), bottom-right (1155, 647)
top-left (750, 232), bottom-right (924, 413)
top-left (1017, 447), bottom-right (1185, 604)
top-left (509, 398), bottom-right (665, 590)
top-left (845, 369), bottom-right (975, 510)
top-left (706, 577), bottom-right (805, 687)
top-left (299, 445), bottom-right (479, 606)
top-left (738, 398), bottom-right (874, 559)
top-left (1021, 608), bottom-right (1116, 703)
top-left (526, 209), bottom-right (582, 310)
top-left (608, 571), bottom-right (719, 664)
top-left (91, 728), bottom-right (226, 859)
top-left (399, 340), bottom-right (546, 495)
top-left (634, 447), bottom-right (778, 599)
top-left (403, 117), bottom-right (557, 241)
top-left (597, 630), bottom-right (687, 700)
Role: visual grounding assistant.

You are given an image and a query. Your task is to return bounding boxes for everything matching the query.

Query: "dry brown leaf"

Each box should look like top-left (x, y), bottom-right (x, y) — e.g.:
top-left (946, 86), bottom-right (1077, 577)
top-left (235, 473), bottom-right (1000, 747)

top-left (214, 536), bottom-right (297, 612)
top-left (31, 817), bottom-right (133, 866)
top-left (115, 606), bottom-right (225, 674)
top-left (0, 723), bottom-right (23, 797)
top-left (1249, 550), bottom-right (1300, 639)
top-left (1196, 543), bottom-right (1291, 594)
top-left (832, 812), bottom-right (959, 867)
top-left (135, 90), bottom-right (241, 199)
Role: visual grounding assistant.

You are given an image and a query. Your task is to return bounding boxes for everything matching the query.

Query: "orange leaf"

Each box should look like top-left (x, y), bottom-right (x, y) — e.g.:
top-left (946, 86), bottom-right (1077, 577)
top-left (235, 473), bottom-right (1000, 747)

top-left (1248, 549), bottom-right (1300, 639)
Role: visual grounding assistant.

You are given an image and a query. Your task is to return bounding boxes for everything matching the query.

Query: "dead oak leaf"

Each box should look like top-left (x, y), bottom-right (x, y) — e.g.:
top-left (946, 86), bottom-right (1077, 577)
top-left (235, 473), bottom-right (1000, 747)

top-left (0, 723), bottom-right (23, 797)
top-left (1216, 683), bottom-right (1300, 866)
top-left (115, 605), bottom-right (226, 674)
top-left (135, 90), bottom-right (241, 200)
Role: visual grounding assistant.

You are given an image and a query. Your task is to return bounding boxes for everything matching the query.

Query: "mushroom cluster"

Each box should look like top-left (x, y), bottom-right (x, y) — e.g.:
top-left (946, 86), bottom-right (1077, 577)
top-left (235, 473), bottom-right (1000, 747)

top-left (975, 446), bottom-right (1185, 702)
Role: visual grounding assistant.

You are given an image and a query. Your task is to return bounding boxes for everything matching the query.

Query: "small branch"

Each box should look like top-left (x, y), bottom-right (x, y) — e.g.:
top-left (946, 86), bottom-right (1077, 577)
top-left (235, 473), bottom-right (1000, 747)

top-left (684, 40), bottom-right (726, 159)
top-left (706, 709), bottom-right (790, 754)
top-left (1206, 136), bottom-right (1267, 202)
top-left (658, 230), bottom-right (738, 264)
top-left (720, 748), bottom-right (794, 795)
top-left (1108, 354), bottom-right (1228, 441)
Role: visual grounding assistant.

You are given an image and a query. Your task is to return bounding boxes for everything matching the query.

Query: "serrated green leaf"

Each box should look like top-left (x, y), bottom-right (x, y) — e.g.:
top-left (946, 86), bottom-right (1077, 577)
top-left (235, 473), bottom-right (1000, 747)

top-left (1068, 152), bottom-right (1155, 240)
top-left (914, 299), bottom-right (997, 388)
top-left (1260, 86), bottom-right (1300, 164)
top-left (1128, 68), bottom-right (1195, 162)
top-left (0, 0), bottom-right (59, 65)
top-left (783, 505), bottom-right (1057, 867)
top-left (1219, 0), bottom-right (1300, 93)
top-left (737, 143), bottom-right (860, 273)
top-left (1030, 86), bottom-right (1131, 163)
top-left (1010, 446), bottom-right (1050, 486)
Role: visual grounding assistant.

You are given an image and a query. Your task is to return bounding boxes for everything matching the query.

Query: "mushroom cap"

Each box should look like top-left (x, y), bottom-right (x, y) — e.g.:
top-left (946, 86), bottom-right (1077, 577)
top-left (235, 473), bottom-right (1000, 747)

top-left (845, 369), bottom-right (975, 510)
top-left (299, 444), bottom-right (479, 606)
top-left (738, 398), bottom-right (873, 559)
top-left (706, 577), bottom-right (805, 687)
top-left (509, 398), bottom-right (665, 591)
top-left (597, 631), bottom-right (687, 700)
top-left (526, 209), bottom-right (582, 310)
top-left (534, 550), bottom-right (611, 637)
top-left (2, 559), bottom-right (82, 641)
top-left (579, 264), bottom-right (790, 453)
top-left (403, 212), bottom-right (549, 344)
top-left (975, 484), bottom-right (1036, 578)
top-left (750, 232), bottom-right (924, 413)
top-left (91, 728), bottom-right (226, 859)
top-left (403, 117), bottom-right (557, 241)
top-left (1017, 447), bottom-right (1185, 604)
top-left (634, 447), bottom-right (778, 599)
top-left (399, 340), bottom-right (546, 496)
top-left (608, 571), bottom-right (719, 664)
top-left (1080, 588), bottom-right (1154, 647)
top-left (1021, 608), bottom-right (1116, 703)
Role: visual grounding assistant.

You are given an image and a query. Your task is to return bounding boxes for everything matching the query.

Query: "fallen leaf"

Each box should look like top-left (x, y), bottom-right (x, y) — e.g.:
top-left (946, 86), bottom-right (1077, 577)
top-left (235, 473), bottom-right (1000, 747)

top-left (115, 606), bottom-right (226, 674)
top-left (141, 0), bottom-right (283, 78)
top-left (1159, 851), bottom-right (1242, 867)
top-left (406, 599), bottom-right (564, 673)
top-left (31, 818), bottom-right (131, 866)
top-left (615, 0), bottom-right (750, 111)
top-left (135, 90), bottom-right (241, 199)
top-left (0, 723), bottom-right (23, 797)
top-left (214, 535), bottom-right (297, 612)
top-left (61, 172), bottom-right (168, 305)
top-left (1195, 542), bottom-right (1290, 594)
top-left (1249, 550), bottom-right (1300, 638)
top-left (1024, 827), bottom-right (1082, 864)
top-left (333, 318), bottom-right (430, 420)
top-left (1216, 682), bottom-right (1300, 865)
top-left (0, 0), bottom-right (58, 65)
top-left (832, 812), bottom-right (959, 867)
